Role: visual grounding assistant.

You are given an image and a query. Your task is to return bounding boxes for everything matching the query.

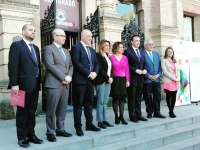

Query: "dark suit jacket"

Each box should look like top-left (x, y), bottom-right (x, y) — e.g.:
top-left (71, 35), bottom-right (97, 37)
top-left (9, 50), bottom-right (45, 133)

top-left (95, 53), bottom-right (112, 85)
top-left (144, 50), bottom-right (162, 83)
top-left (124, 47), bottom-right (146, 82)
top-left (71, 42), bottom-right (99, 84)
top-left (8, 39), bottom-right (41, 93)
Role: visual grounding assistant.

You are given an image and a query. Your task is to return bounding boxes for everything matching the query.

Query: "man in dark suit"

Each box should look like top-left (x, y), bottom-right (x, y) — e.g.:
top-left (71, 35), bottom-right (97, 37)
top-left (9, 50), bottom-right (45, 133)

top-left (71, 29), bottom-right (100, 136)
top-left (143, 40), bottom-right (165, 119)
top-left (8, 24), bottom-right (43, 148)
top-left (124, 35), bottom-right (148, 123)
top-left (43, 29), bottom-right (73, 142)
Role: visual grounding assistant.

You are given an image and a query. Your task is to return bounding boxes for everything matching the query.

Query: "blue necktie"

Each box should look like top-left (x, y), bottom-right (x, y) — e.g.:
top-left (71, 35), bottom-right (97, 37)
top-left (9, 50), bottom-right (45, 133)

top-left (86, 46), bottom-right (93, 71)
top-left (135, 49), bottom-right (141, 62)
top-left (29, 43), bottom-right (37, 64)
top-left (59, 47), bottom-right (66, 63)
top-left (149, 52), bottom-right (153, 62)
top-left (29, 43), bottom-right (39, 77)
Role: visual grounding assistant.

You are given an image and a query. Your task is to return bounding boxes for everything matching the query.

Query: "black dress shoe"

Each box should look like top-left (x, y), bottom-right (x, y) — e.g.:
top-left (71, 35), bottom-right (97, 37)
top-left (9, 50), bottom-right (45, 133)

top-left (130, 117), bottom-right (139, 123)
top-left (153, 114), bottom-right (166, 118)
top-left (86, 124), bottom-right (101, 132)
top-left (47, 134), bottom-right (57, 142)
top-left (137, 116), bottom-right (148, 121)
top-left (56, 130), bottom-right (72, 137)
top-left (76, 128), bottom-right (84, 136)
top-left (27, 135), bottom-right (43, 144)
top-left (103, 121), bottom-right (114, 127)
top-left (98, 122), bottom-right (107, 129)
top-left (18, 140), bottom-right (30, 148)
top-left (147, 114), bottom-right (153, 119)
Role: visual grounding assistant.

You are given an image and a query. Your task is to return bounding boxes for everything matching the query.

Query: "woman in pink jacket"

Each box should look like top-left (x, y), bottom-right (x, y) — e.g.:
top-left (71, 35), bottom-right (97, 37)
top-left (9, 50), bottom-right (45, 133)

top-left (110, 42), bottom-right (130, 125)
top-left (161, 47), bottom-right (180, 118)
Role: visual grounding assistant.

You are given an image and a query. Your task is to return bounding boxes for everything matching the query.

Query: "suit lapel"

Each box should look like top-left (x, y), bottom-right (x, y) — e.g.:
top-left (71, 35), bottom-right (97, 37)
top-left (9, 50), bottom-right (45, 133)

top-left (63, 48), bottom-right (69, 67)
top-left (79, 42), bottom-right (90, 62)
top-left (130, 47), bottom-right (140, 62)
top-left (21, 40), bottom-right (37, 66)
top-left (145, 51), bottom-right (153, 64)
top-left (51, 43), bottom-right (66, 64)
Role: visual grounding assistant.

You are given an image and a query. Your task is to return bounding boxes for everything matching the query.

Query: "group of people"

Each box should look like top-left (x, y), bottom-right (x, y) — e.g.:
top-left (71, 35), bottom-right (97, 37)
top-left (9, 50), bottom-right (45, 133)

top-left (7, 24), bottom-right (180, 148)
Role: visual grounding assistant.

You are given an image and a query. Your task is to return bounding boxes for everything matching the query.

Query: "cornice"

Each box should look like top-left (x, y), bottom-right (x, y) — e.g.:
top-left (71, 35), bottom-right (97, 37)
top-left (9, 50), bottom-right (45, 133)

top-left (180, 0), bottom-right (200, 6)
top-left (149, 26), bottom-right (179, 38)
top-left (0, 0), bottom-right (39, 9)
top-left (100, 16), bottom-right (126, 23)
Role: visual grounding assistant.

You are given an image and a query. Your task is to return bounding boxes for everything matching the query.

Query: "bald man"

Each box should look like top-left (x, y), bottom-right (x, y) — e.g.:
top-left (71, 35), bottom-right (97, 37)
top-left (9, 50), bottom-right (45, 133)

top-left (71, 29), bottom-right (100, 136)
top-left (43, 29), bottom-right (73, 142)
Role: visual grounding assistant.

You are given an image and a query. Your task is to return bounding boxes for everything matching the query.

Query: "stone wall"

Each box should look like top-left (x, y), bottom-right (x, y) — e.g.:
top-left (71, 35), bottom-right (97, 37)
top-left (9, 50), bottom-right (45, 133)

top-left (0, 0), bottom-right (39, 119)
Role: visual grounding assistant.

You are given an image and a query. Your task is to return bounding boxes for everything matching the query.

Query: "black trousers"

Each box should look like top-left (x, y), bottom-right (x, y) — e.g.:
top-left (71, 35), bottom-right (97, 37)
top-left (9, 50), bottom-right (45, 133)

top-left (143, 82), bottom-right (161, 115)
top-left (72, 81), bottom-right (94, 129)
top-left (127, 80), bottom-right (143, 118)
top-left (16, 82), bottom-right (39, 140)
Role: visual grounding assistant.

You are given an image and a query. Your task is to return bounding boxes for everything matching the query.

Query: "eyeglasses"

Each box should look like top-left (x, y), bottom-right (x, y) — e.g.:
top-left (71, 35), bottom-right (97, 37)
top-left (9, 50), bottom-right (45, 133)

top-left (56, 35), bottom-right (66, 38)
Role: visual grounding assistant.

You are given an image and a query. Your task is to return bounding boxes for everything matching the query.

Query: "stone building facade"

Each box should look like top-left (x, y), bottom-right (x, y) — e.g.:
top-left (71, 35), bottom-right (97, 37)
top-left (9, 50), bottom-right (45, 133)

top-left (0, 0), bottom-right (199, 118)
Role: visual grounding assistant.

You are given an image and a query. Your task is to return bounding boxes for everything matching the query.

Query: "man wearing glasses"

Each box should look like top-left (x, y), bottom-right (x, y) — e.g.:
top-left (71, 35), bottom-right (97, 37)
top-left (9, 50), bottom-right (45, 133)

top-left (43, 29), bottom-right (73, 142)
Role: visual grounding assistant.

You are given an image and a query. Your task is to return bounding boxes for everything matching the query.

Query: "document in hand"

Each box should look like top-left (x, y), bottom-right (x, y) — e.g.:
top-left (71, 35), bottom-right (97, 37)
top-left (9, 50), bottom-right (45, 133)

top-left (10, 90), bottom-right (25, 108)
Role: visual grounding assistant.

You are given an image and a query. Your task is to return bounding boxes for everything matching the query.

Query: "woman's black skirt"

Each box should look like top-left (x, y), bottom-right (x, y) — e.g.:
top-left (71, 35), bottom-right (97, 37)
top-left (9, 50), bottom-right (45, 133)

top-left (110, 76), bottom-right (127, 101)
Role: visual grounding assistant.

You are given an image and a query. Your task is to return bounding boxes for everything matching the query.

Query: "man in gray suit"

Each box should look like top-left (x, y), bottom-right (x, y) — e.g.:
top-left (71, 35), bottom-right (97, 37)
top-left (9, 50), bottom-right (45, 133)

top-left (43, 29), bottom-right (73, 142)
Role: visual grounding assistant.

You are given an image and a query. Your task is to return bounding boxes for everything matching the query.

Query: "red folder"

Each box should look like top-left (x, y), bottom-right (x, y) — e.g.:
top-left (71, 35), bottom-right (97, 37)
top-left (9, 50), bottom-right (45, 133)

top-left (10, 90), bottom-right (25, 108)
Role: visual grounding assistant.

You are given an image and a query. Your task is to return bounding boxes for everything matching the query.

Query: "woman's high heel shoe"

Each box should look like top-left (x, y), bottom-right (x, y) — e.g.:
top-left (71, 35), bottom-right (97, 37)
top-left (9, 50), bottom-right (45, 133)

top-left (115, 117), bottom-right (120, 125)
top-left (119, 116), bottom-right (128, 125)
top-left (169, 112), bottom-right (176, 118)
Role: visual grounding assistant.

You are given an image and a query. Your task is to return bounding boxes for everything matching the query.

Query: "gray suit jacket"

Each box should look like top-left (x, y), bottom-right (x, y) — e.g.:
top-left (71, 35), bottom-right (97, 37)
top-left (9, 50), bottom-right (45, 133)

top-left (161, 58), bottom-right (180, 83)
top-left (43, 43), bottom-right (73, 88)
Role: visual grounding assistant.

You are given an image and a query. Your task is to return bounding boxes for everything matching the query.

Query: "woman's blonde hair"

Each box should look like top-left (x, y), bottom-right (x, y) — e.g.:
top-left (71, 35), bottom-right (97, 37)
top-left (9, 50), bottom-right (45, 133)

top-left (99, 39), bottom-right (110, 56)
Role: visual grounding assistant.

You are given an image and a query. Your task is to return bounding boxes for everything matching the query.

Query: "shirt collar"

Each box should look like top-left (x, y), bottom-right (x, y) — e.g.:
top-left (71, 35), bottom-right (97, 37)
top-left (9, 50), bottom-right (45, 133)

top-left (80, 41), bottom-right (89, 48)
top-left (53, 42), bottom-right (61, 49)
top-left (23, 38), bottom-right (32, 46)
top-left (132, 46), bottom-right (139, 50)
top-left (145, 50), bottom-right (152, 55)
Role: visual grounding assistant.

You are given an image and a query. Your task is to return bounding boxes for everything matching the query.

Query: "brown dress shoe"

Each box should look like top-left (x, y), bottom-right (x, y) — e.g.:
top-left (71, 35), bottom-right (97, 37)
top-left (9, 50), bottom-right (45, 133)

top-left (130, 117), bottom-right (139, 123)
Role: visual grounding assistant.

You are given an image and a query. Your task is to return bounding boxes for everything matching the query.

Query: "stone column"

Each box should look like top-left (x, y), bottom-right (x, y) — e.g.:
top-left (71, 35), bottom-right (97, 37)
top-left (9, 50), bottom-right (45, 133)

top-left (0, 1), bottom-right (38, 110)
top-left (147, 0), bottom-right (180, 56)
top-left (99, 0), bottom-right (126, 46)
top-left (194, 16), bottom-right (200, 42)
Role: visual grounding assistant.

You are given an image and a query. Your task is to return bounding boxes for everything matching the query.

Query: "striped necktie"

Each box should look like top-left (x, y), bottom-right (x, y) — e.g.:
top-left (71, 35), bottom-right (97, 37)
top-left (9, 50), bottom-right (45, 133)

top-left (59, 47), bottom-right (66, 63)
top-left (135, 49), bottom-right (141, 62)
top-left (86, 46), bottom-right (93, 71)
top-left (29, 43), bottom-right (39, 77)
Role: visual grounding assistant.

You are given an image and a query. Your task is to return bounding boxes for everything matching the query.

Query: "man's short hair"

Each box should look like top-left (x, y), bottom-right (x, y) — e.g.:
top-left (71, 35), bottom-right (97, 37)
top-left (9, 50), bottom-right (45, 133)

top-left (130, 35), bottom-right (140, 42)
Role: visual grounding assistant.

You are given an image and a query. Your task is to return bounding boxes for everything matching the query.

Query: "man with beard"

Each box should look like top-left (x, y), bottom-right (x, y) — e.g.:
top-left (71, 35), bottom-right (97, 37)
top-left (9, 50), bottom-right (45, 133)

top-left (8, 24), bottom-right (43, 148)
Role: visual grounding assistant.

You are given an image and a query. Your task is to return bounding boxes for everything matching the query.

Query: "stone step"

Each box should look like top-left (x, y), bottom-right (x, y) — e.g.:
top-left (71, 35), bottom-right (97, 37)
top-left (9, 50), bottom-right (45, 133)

top-left (88, 122), bottom-right (200, 150)
top-left (153, 135), bottom-right (200, 150)
top-left (1, 102), bottom-right (200, 150)
top-left (32, 113), bottom-right (200, 150)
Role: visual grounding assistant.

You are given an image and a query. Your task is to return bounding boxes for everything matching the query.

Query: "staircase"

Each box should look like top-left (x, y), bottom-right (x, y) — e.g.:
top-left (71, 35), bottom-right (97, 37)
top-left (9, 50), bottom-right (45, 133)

top-left (41, 102), bottom-right (200, 150)
top-left (1, 102), bottom-right (200, 150)
top-left (88, 112), bottom-right (200, 150)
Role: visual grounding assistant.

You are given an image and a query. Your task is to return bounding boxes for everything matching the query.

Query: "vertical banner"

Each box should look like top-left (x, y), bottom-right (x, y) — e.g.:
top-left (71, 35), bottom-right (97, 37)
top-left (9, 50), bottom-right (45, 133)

top-left (173, 39), bottom-right (191, 106)
top-left (189, 42), bottom-right (200, 102)
top-left (40, 0), bottom-right (80, 31)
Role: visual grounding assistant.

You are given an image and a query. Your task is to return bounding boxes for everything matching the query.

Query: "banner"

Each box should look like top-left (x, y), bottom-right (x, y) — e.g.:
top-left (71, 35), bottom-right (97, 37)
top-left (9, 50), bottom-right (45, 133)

top-left (189, 42), bottom-right (200, 102)
top-left (40, 0), bottom-right (80, 31)
top-left (173, 39), bottom-right (191, 106)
